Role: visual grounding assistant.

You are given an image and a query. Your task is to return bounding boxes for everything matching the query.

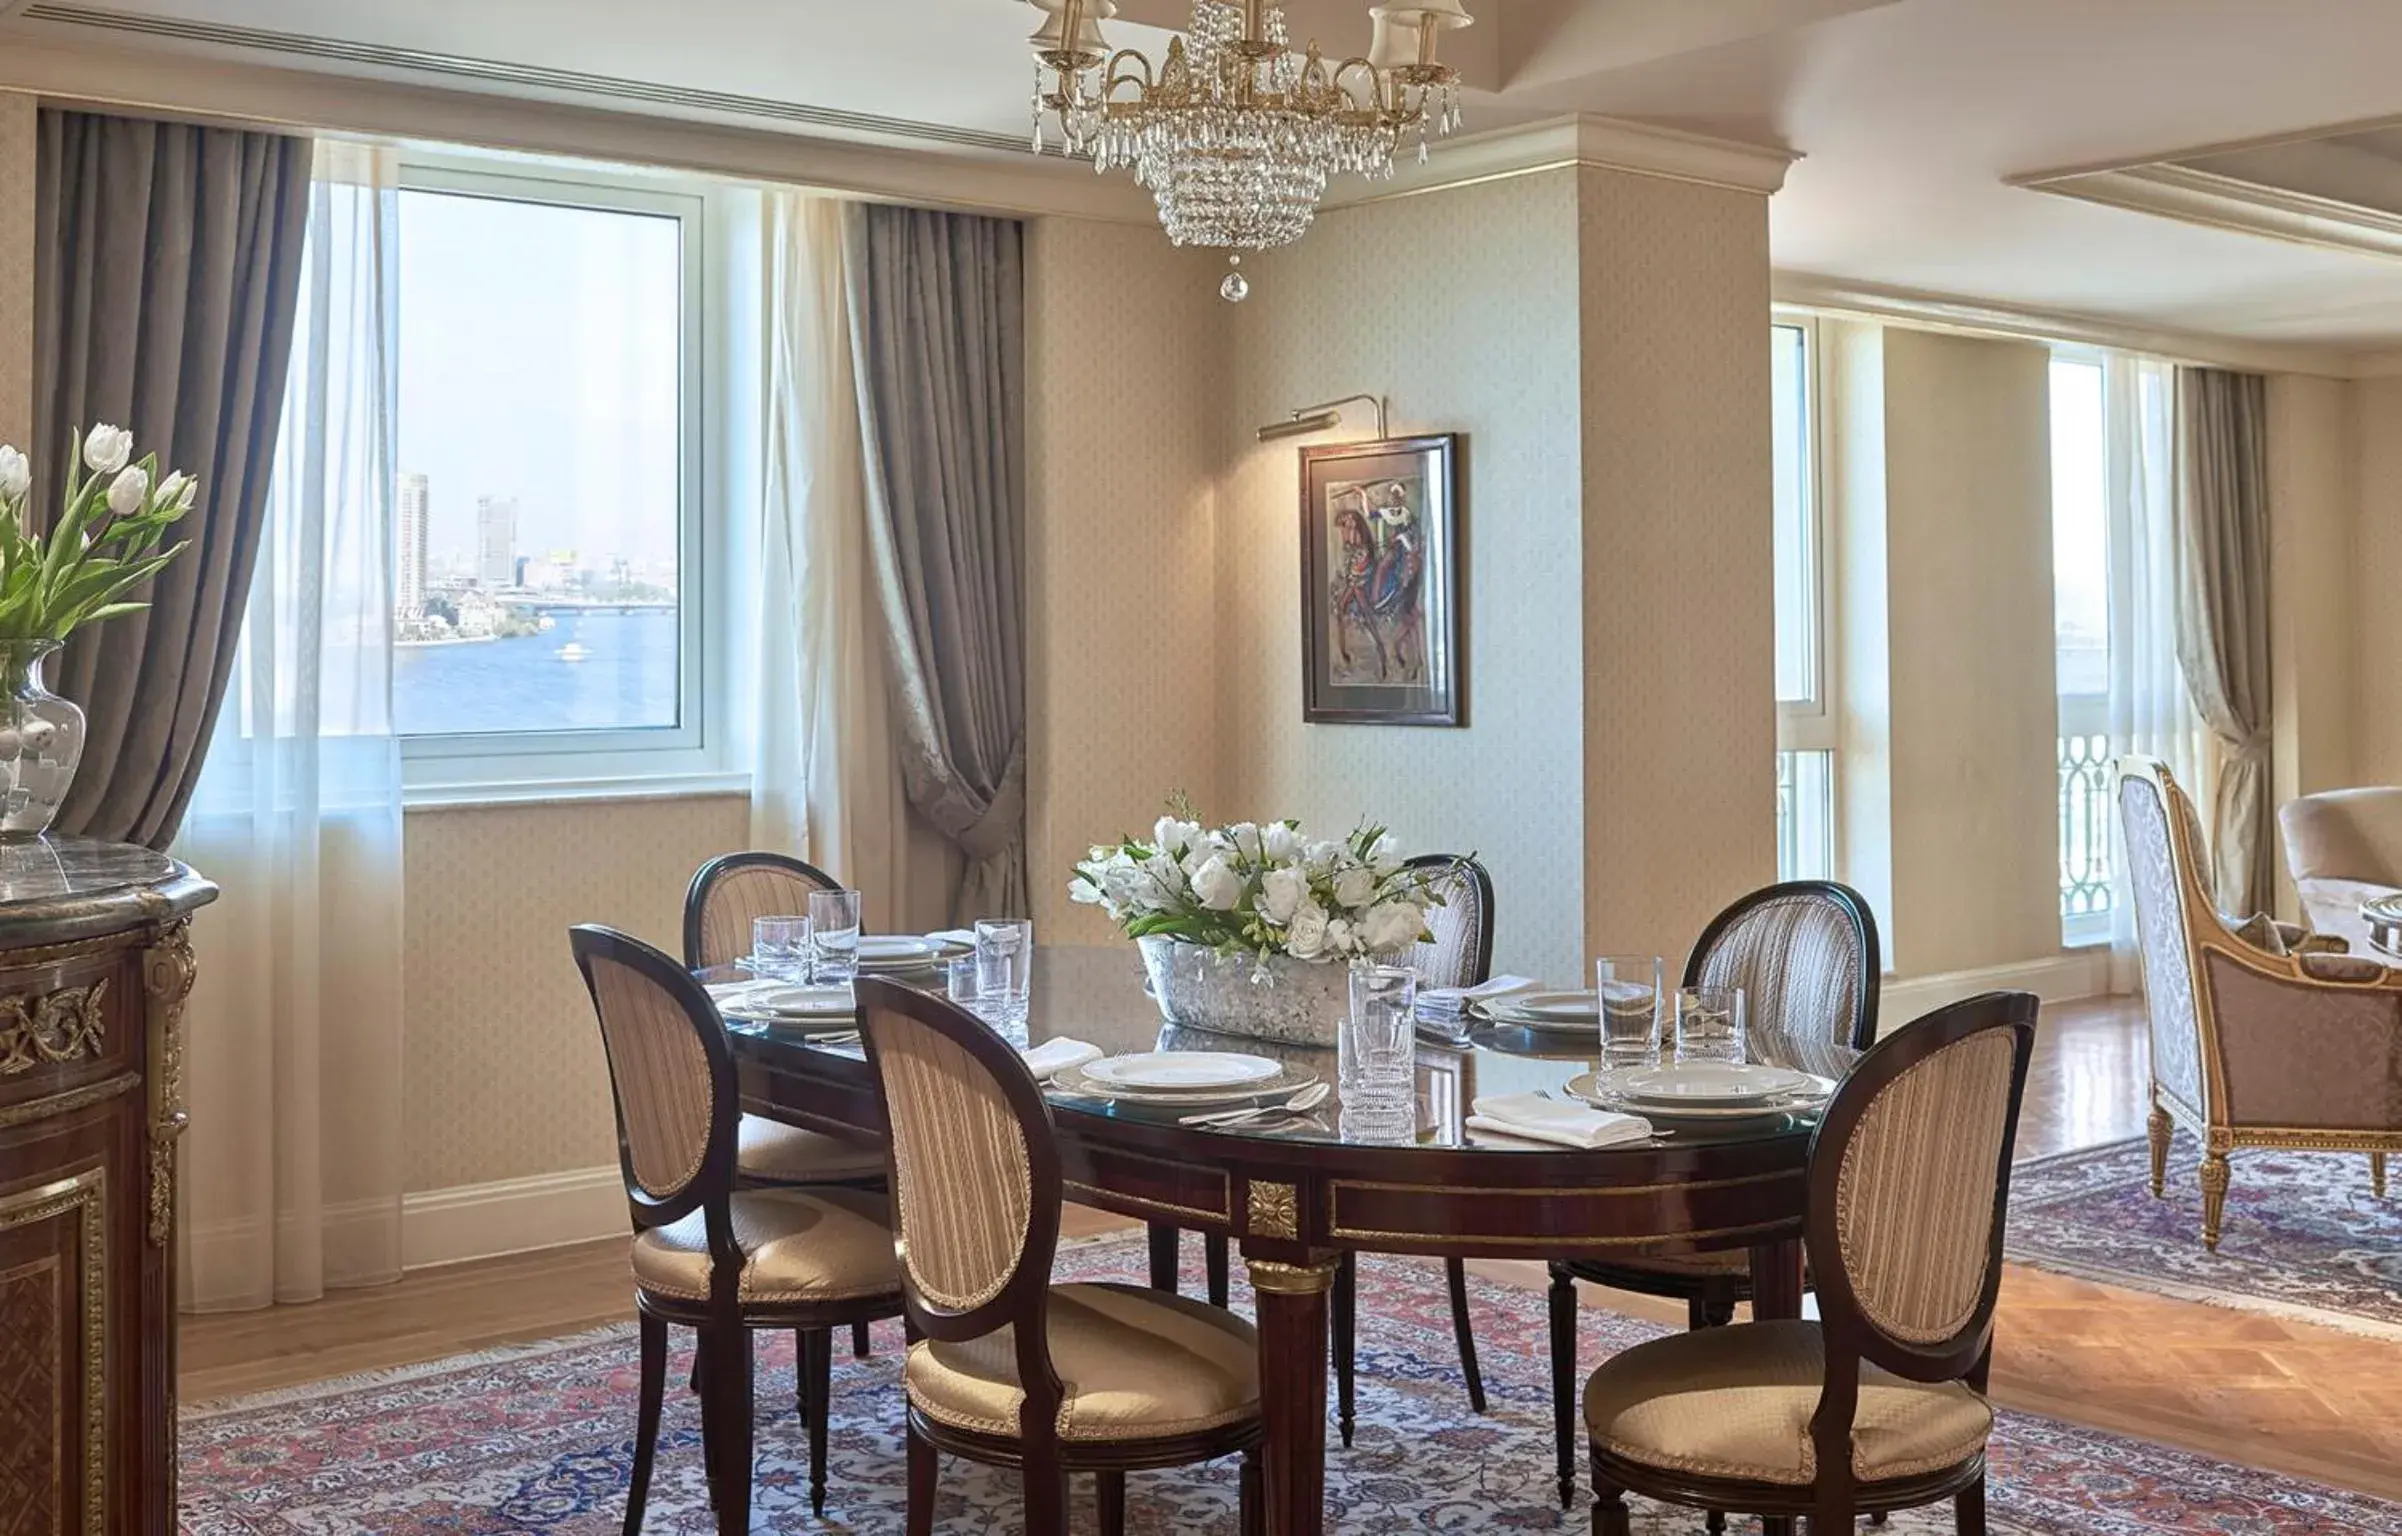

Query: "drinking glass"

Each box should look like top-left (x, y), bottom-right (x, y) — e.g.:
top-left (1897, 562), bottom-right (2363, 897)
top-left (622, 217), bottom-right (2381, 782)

top-left (1594, 954), bottom-right (1663, 1069)
top-left (807, 889), bottom-right (863, 984)
top-left (974, 918), bottom-right (1034, 1027)
top-left (1674, 985), bottom-right (1748, 1064)
top-left (751, 915), bottom-right (810, 981)
top-left (945, 953), bottom-right (982, 1009)
top-left (1342, 965), bottom-right (1418, 1120)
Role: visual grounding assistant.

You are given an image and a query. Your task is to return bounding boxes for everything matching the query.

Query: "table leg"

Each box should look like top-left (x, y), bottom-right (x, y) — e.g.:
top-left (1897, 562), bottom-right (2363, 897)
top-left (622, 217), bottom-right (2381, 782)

top-left (1147, 1221), bottom-right (1181, 1293)
top-left (1750, 1239), bottom-right (1807, 1536)
top-left (1246, 1252), bottom-right (1339, 1536)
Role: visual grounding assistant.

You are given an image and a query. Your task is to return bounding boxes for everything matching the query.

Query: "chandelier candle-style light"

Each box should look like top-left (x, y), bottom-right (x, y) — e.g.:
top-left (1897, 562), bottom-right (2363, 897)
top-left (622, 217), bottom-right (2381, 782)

top-left (1027, 0), bottom-right (1472, 292)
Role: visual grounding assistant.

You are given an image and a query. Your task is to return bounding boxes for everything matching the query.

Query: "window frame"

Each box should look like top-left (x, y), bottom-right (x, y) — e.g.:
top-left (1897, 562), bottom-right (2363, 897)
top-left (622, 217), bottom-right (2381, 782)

top-left (2047, 344), bottom-right (2115, 948)
top-left (392, 154), bottom-right (727, 803)
top-left (1772, 309), bottom-right (1836, 757)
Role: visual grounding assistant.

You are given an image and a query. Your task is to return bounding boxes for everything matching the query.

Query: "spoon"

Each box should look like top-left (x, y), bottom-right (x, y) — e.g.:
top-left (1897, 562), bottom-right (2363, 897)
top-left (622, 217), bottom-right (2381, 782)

top-left (1179, 1081), bottom-right (1331, 1128)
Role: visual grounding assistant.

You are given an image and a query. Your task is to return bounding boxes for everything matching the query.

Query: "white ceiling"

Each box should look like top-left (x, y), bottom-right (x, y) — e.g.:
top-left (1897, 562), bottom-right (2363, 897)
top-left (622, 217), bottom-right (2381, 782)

top-left (11, 0), bottom-right (2402, 352)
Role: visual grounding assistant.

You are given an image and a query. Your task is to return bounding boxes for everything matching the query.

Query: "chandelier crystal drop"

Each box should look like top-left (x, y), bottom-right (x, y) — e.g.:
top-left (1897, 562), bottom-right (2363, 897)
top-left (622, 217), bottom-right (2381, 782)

top-left (1027, 0), bottom-right (1471, 255)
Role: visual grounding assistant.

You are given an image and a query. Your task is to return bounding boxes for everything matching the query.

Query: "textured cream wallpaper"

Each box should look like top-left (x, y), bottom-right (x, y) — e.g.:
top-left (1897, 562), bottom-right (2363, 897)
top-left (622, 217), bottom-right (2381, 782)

top-left (2266, 374), bottom-right (2356, 808)
top-left (0, 91), bottom-right (34, 449)
top-left (402, 793), bottom-right (748, 1192)
top-left (1576, 164), bottom-right (1779, 969)
top-left (2353, 378), bottom-right (2402, 787)
top-left (1219, 171), bottom-right (1590, 983)
top-left (1024, 218), bottom-right (1230, 943)
top-left (1880, 330), bottom-right (2061, 976)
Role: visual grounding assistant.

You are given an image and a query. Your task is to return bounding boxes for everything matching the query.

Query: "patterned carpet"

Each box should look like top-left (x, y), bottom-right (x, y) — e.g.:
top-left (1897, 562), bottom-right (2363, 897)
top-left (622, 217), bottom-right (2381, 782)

top-left (2009, 1132), bottom-right (2402, 1338)
top-left (181, 1233), bottom-right (2397, 1534)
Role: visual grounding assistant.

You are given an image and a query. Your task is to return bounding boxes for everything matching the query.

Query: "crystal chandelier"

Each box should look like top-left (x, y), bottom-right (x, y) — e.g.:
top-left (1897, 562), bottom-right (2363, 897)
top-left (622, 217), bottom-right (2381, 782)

top-left (1027, 0), bottom-right (1472, 282)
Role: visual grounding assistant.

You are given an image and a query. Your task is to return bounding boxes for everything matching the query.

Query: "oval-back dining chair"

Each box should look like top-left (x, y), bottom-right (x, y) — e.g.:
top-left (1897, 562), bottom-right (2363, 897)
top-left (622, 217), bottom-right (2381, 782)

top-left (569, 924), bottom-right (904, 1534)
top-left (1546, 879), bottom-right (1882, 1511)
top-left (1585, 990), bottom-right (2036, 1535)
top-left (683, 851), bottom-right (886, 1364)
top-left (854, 976), bottom-right (1265, 1536)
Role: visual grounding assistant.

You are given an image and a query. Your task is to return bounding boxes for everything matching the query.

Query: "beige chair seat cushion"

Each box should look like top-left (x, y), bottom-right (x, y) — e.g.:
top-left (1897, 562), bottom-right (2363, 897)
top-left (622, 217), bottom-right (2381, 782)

top-left (737, 1114), bottom-right (887, 1184)
top-left (632, 1187), bottom-right (898, 1306)
top-left (907, 1282), bottom-right (1260, 1443)
top-left (1585, 1319), bottom-right (1991, 1486)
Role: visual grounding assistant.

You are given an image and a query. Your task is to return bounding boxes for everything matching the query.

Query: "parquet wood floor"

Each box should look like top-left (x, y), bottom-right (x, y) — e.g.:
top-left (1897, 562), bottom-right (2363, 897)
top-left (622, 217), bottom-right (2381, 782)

top-left (184, 996), bottom-right (2402, 1502)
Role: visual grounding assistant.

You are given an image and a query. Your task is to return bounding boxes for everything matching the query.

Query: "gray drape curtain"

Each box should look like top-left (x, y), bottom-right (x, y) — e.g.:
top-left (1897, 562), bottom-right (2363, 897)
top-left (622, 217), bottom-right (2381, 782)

top-left (32, 109), bottom-right (312, 848)
top-left (845, 204), bottom-right (1028, 922)
top-left (2171, 365), bottom-right (2275, 918)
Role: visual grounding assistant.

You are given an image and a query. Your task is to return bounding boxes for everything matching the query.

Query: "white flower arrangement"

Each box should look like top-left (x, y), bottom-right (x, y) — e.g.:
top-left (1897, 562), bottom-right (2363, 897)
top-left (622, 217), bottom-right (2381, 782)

top-left (0, 425), bottom-right (195, 644)
top-left (1070, 797), bottom-right (1450, 966)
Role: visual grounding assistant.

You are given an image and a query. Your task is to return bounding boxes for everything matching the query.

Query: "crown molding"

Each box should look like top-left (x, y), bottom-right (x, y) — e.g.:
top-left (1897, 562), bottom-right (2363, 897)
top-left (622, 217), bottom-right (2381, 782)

top-left (2019, 161), bottom-right (2402, 267)
top-left (0, 34), bottom-right (1157, 224)
top-left (1324, 112), bottom-right (1796, 210)
top-left (1773, 273), bottom-right (2360, 379)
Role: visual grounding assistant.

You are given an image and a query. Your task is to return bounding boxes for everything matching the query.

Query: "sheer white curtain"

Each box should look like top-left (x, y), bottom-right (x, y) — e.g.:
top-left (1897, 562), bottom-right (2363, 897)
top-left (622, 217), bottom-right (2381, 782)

top-left (173, 141), bottom-right (406, 1311)
top-left (755, 191), bottom-right (953, 930)
top-left (2104, 353), bottom-right (2211, 990)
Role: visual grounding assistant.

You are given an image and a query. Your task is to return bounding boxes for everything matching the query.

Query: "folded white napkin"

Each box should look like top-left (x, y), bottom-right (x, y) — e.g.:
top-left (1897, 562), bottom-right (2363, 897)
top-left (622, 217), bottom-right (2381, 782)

top-left (1022, 1037), bottom-right (1101, 1080)
top-left (1420, 975), bottom-right (1542, 1012)
top-left (1464, 1092), bottom-right (1653, 1150)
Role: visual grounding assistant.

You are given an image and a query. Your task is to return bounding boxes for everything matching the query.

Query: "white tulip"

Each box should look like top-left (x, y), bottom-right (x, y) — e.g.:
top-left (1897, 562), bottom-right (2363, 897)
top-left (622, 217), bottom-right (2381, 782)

top-left (107, 466), bottom-right (150, 518)
top-left (1261, 821), bottom-right (1302, 863)
top-left (1369, 831), bottom-right (1403, 875)
top-left (1285, 901), bottom-right (1330, 961)
top-left (1228, 822), bottom-right (1263, 861)
top-left (1190, 854), bottom-right (1244, 912)
top-left (0, 446), bottom-right (27, 504)
top-left (175, 478), bottom-right (198, 513)
top-left (1259, 866), bottom-right (1308, 925)
top-left (83, 424), bottom-right (133, 476)
top-left (1334, 865), bottom-right (1378, 910)
top-left (154, 471), bottom-right (188, 511)
top-left (1363, 900), bottom-right (1427, 954)
top-left (1068, 874), bottom-right (1105, 906)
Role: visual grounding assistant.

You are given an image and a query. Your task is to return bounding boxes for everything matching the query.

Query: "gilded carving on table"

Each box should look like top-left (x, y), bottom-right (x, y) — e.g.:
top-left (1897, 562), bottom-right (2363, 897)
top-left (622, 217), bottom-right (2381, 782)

top-left (1247, 1180), bottom-right (1299, 1240)
top-left (143, 922), bottom-right (196, 1248)
top-left (0, 1168), bottom-right (106, 1536)
top-left (0, 980), bottom-right (105, 1075)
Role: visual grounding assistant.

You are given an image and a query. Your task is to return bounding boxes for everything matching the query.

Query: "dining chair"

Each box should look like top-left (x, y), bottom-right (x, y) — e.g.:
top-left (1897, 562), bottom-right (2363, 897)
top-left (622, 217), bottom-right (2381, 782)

top-left (2122, 757), bottom-right (2402, 1248)
top-left (686, 851), bottom-right (886, 1362)
top-left (855, 975), bottom-right (1265, 1536)
top-left (1584, 989), bottom-right (2035, 1536)
top-left (1546, 879), bottom-right (1881, 1511)
top-left (569, 924), bottom-right (906, 1535)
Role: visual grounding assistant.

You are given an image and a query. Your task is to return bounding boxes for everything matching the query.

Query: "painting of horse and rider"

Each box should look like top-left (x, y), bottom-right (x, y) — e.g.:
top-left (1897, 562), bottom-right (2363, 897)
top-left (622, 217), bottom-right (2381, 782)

top-left (1298, 434), bottom-right (1462, 727)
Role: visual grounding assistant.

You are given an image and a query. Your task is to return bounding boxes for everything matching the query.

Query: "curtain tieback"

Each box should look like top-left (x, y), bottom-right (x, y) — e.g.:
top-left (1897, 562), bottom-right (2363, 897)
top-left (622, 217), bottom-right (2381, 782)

top-left (957, 740), bottom-right (1027, 863)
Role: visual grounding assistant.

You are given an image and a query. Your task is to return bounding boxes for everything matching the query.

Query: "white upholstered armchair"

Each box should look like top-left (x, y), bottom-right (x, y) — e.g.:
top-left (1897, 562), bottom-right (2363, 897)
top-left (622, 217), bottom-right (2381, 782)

top-left (2279, 787), bottom-right (2402, 957)
top-left (2119, 758), bottom-right (2402, 1250)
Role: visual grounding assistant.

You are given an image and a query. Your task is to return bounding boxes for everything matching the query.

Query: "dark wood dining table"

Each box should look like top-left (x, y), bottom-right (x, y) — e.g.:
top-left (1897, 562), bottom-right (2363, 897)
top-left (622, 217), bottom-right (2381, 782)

top-left (722, 946), bottom-right (1856, 1536)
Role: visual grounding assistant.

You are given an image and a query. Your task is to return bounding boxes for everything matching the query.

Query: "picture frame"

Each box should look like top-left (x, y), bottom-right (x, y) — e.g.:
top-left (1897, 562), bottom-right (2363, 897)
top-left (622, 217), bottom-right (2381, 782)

top-left (1298, 433), bottom-right (1463, 726)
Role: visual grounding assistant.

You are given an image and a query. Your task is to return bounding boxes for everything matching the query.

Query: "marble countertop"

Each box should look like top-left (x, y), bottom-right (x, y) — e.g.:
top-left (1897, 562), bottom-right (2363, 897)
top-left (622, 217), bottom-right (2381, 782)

top-left (0, 837), bottom-right (217, 946)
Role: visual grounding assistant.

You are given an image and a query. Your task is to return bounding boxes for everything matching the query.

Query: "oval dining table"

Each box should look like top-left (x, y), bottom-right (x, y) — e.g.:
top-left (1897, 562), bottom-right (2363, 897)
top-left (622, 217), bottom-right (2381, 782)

top-left (721, 946), bottom-right (1856, 1536)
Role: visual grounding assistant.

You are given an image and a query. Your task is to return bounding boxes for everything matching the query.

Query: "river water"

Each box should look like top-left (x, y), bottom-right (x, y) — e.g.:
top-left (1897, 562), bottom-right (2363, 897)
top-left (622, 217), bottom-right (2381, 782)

top-left (394, 609), bottom-right (679, 737)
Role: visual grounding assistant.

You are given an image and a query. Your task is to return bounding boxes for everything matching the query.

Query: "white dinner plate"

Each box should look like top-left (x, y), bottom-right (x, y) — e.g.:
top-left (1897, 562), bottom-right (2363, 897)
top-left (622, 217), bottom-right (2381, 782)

top-left (857, 935), bottom-right (943, 962)
top-left (1081, 1052), bottom-right (1283, 1091)
top-left (1611, 1063), bottom-right (1824, 1105)
top-left (1503, 990), bottom-right (1600, 1022)
top-left (1567, 1071), bottom-right (1833, 1123)
top-left (718, 983), bottom-right (855, 1021)
top-left (1050, 1061), bottom-right (1317, 1108)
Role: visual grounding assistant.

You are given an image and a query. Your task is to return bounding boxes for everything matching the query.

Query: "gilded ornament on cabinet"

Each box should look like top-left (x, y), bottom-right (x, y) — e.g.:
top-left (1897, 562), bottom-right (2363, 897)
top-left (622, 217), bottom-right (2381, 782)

top-left (1247, 1180), bottom-right (1300, 1240)
top-left (0, 979), bottom-right (106, 1075)
top-left (144, 922), bottom-right (195, 1248)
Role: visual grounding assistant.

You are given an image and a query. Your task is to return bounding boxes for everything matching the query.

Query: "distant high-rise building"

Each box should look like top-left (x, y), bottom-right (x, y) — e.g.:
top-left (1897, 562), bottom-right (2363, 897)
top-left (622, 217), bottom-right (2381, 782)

top-left (396, 472), bottom-right (430, 618)
top-left (476, 496), bottom-right (518, 588)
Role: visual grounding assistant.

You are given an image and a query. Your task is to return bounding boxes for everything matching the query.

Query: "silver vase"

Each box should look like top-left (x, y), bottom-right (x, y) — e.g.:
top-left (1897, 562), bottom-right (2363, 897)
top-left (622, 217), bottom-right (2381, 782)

top-left (0, 641), bottom-right (86, 842)
top-left (1136, 934), bottom-right (1353, 1048)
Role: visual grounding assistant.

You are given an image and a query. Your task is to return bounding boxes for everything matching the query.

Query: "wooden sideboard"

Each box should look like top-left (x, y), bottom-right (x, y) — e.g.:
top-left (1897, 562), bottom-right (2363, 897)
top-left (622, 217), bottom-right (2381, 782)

top-left (0, 840), bottom-right (215, 1536)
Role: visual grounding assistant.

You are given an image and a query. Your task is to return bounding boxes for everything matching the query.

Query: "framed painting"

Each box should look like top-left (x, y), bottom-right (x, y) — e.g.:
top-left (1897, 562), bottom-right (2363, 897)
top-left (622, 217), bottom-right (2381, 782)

top-left (1298, 434), bottom-right (1463, 726)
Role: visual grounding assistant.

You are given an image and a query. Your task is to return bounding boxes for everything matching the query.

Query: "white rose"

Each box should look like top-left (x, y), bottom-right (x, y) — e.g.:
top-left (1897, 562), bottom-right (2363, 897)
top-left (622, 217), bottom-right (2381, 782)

top-left (1101, 857), bottom-right (1151, 911)
top-left (1261, 821), bottom-right (1302, 863)
top-left (1228, 822), bottom-right (1263, 861)
top-left (1285, 901), bottom-right (1329, 961)
top-left (1363, 900), bottom-right (1426, 954)
top-left (1305, 839), bottom-right (1343, 873)
top-left (0, 446), bottom-right (27, 504)
top-left (1154, 815), bottom-right (1201, 856)
top-left (1325, 917), bottom-right (1356, 956)
top-left (83, 424), bottom-right (133, 476)
top-left (1333, 865), bottom-right (1378, 910)
top-left (107, 466), bottom-right (150, 518)
top-left (1181, 843), bottom-right (1217, 879)
top-left (1140, 852), bottom-right (1187, 898)
top-left (1190, 854), bottom-right (1244, 912)
top-left (1259, 866), bottom-right (1308, 925)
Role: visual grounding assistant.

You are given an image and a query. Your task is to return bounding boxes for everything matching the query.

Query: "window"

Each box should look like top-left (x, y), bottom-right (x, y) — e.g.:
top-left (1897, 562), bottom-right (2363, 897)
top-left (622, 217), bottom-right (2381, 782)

top-left (2050, 355), bottom-right (2112, 944)
top-left (1773, 315), bottom-right (1835, 881)
top-left (393, 161), bottom-right (714, 794)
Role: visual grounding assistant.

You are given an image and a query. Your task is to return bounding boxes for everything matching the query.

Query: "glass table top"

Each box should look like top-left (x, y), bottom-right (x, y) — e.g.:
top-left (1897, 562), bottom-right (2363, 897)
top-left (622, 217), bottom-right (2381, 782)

top-left (717, 945), bottom-right (1858, 1154)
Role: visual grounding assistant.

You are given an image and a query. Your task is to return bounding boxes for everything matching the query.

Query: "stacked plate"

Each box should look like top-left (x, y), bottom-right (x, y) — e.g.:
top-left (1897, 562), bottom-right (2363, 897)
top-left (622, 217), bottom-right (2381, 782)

top-left (711, 982), bottom-right (857, 1033)
top-left (855, 934), bottom-right (970, 974)
top-left (1471, 990), bottom-right (1600, 1035)
top-left (1566, 1061), bottom-right (1836, 1126)
top-left (1051, 1051), bottom-right (1318, 1109)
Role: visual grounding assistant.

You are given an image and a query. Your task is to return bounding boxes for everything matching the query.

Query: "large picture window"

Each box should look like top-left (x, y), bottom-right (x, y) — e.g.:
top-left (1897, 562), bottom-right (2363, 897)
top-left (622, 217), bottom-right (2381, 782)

top-left (392, 163), bottom-right (708, 789)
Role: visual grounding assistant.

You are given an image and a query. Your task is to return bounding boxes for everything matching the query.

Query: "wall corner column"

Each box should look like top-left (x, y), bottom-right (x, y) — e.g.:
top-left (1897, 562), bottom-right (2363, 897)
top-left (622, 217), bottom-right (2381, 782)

top-left (0, 90), bottom-right (34, 450)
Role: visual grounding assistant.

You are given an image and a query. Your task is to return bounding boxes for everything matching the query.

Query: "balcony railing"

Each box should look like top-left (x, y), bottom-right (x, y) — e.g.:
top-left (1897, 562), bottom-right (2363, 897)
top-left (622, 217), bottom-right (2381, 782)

top-left (2058, 694), bottom-right (2113, 938)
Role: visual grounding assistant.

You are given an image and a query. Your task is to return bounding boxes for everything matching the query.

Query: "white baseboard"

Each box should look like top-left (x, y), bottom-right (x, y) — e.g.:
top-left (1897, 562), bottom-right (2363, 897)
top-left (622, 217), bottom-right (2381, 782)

top-left (1880, 950), bottom-right (2115, 1032)
top-left (400, 1165), bottom-right (625, 1271)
